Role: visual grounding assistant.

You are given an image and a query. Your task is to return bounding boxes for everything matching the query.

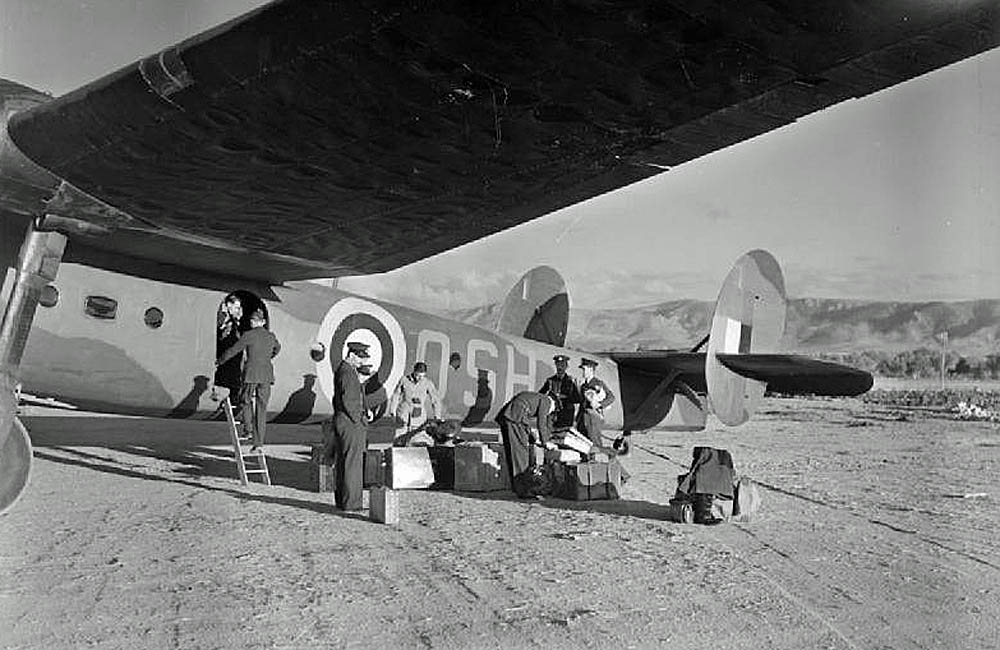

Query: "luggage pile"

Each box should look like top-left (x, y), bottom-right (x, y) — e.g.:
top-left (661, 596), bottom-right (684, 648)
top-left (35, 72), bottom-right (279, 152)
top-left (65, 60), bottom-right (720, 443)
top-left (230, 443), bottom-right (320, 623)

top-left (667, 447), bottom-right (760, 524)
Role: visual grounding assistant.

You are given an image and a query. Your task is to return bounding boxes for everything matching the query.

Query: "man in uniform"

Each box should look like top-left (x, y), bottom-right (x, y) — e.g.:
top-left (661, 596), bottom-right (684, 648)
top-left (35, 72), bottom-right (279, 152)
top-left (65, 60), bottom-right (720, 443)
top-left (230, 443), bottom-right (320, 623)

top-left (331, 341), bottom-right (371, 511)
top-left (539, 354), bottom-right (581, 429)
top-left (495, 391), bottom-right (559, 499)
top-left (388, 361), bottom-right (443, 445)
top-left (577, 358), bottom-right (615, 447)
top-left (216, 309), bottom-right (280, 451)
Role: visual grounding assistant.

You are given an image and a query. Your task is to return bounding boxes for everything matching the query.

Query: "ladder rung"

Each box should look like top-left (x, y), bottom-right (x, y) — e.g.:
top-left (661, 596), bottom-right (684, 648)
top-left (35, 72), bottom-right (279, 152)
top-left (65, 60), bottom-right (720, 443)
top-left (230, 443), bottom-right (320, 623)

top-left (245, 468), bottom-right (268, 474)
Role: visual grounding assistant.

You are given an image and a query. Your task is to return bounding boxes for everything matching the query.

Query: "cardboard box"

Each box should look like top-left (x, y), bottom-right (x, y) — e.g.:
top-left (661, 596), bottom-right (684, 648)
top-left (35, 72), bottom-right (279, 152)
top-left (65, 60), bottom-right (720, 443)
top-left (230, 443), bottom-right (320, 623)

top-left (384, 447), bottom-right (435, 489)
top-left (369, 487), bottom-right (399, 524)
top-left (453, 442), bottom-right (510, 492)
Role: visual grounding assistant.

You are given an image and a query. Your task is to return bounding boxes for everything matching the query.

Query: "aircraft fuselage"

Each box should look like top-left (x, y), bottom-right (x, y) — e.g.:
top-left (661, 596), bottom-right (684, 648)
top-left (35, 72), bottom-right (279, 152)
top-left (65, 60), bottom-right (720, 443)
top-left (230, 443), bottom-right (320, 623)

top-left (15, 259), bottom-right (626, 432)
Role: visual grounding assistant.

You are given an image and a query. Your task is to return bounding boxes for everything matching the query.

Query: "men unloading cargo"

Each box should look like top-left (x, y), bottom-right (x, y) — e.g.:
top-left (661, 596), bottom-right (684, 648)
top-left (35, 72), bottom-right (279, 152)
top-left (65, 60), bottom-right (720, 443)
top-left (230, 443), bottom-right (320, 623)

top-left (577, 358), bottom-right (615, 447)
top-left (539, 354), bottom-right (581, 429)
top-left (495, 391), bottom-right (559, 499)
top-left (388, 361), bottom-right (442, 445)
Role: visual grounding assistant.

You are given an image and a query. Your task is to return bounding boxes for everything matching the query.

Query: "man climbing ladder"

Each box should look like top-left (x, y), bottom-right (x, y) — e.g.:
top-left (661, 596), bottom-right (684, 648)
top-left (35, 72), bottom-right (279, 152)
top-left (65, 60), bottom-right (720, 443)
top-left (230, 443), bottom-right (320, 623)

top-left (223, 396), bottom-right (271, 486)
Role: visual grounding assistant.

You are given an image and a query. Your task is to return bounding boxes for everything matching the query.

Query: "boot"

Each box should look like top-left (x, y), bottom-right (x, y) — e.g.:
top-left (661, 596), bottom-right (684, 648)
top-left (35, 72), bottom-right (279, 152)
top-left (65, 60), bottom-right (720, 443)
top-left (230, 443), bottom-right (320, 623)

top-left (692, 493), bottom-right (722, 525)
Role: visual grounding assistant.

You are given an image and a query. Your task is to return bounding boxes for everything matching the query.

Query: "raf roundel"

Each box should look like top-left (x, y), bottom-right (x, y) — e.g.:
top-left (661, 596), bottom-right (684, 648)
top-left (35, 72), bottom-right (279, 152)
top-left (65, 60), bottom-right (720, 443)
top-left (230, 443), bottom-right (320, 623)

top-left (315, 297), bottom-right (407, 408)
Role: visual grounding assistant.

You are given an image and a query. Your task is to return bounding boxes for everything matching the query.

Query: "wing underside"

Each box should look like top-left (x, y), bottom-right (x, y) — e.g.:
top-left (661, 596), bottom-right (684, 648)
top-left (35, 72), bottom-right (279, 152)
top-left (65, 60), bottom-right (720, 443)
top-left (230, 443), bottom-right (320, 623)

top-left (5, 1), bottom-right (997, 282)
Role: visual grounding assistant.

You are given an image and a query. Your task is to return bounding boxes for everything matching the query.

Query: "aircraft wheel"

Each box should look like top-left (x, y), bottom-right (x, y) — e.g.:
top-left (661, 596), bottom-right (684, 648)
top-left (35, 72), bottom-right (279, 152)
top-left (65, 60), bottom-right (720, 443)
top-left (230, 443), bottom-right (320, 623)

top-left (612, 433), bottom-right (630, 456)
top-left (0, 417), bottom-right (32, 515)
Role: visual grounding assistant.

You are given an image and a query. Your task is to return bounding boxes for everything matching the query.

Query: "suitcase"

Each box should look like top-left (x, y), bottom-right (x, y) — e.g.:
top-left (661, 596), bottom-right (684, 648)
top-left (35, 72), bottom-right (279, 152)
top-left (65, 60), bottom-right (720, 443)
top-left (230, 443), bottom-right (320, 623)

top-left (384, 447), bottom-right (436, 489)
top-left (369, 487), bottom-right (399, 524)
top-left (363, 448), bottom-right (386, 488)
top-left (544, 448), bottom-right (585, 463)
top-left (453, 442), bottom-right (510, 491)
top-left (427, 446), bottom-right (455, 490)
top-left (550, 460), bottom-right (623, 501)
top-left (310, 446), bottom-right (384, 492)
top-left (310, 443), bottom-right (335, 492)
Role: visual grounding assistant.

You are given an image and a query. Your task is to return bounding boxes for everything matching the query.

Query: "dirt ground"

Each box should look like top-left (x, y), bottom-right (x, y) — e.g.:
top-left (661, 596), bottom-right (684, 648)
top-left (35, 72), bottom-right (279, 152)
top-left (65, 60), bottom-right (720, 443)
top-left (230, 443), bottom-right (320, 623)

top-left (2, 397), bottom-right (998, 650)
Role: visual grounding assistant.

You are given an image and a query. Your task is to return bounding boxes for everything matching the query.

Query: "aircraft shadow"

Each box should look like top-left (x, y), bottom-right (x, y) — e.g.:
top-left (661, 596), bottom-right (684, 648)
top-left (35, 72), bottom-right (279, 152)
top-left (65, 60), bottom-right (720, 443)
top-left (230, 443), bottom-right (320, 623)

top-left (31, 448), bottom-right (370, 521)
top-left (24, 415), bottom-right (327, 494)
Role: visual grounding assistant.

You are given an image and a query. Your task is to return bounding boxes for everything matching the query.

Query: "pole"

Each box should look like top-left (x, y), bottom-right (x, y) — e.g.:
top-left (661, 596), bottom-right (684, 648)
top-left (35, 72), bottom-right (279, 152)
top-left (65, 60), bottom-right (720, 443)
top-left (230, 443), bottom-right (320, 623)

top-left (939, 331), bottom-right (948, 389)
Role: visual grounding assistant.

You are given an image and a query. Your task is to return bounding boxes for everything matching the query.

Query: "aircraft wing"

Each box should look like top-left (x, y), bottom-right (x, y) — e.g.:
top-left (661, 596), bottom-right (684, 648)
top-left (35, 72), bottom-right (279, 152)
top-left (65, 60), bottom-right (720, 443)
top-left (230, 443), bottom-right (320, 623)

top-left (7, 1), bottom-right (998, 283)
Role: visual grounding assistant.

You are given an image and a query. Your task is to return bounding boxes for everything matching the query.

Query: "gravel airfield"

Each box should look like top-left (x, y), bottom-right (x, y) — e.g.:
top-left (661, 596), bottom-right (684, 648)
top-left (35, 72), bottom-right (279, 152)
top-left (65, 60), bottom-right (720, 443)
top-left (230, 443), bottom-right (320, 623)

top-left (2, 398), bottom-right (998, 650)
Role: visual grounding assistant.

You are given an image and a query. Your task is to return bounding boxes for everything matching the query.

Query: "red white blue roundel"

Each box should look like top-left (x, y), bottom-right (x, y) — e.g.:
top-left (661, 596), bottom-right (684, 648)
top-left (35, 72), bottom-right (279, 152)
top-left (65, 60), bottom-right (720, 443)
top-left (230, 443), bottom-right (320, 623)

top-left (315, 297), bottom-right (407, 407)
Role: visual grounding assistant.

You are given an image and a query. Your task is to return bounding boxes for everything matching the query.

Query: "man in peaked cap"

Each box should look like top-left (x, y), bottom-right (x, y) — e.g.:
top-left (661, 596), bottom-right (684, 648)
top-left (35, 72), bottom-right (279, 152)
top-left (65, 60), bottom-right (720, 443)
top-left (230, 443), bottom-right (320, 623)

top-left (330, 341), bottom-right (371, 510)
top-left (577, 358), bottom-right (615, 447)
top-left (539, 354), bottom-right (581, 429)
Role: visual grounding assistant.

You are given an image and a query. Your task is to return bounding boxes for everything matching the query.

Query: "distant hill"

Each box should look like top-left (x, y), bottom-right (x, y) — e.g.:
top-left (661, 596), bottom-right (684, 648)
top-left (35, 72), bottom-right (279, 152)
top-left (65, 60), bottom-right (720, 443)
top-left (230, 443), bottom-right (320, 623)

top-left (443, 298), bottom-right (1000, 365)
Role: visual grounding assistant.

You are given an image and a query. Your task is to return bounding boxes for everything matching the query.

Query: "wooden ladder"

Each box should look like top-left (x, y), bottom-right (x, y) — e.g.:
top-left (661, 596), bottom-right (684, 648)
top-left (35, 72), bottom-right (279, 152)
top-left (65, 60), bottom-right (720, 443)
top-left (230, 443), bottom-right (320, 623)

top-left (223, 397), bottom-right (271, 486)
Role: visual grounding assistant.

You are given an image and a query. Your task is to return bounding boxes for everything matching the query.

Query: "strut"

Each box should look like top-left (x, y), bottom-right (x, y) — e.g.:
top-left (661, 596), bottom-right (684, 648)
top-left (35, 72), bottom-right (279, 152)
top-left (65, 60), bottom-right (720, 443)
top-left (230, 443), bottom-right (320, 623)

top-left (0, 218), bottom-right (66, 513)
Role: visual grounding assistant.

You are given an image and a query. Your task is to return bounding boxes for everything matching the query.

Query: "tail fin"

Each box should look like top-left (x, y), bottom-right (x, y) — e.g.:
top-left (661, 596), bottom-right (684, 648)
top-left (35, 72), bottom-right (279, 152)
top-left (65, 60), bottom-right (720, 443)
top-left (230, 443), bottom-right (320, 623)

top-left (495, 266), bottom-right (569, 346)
top-left (706, 250), bottom-right (786, 425)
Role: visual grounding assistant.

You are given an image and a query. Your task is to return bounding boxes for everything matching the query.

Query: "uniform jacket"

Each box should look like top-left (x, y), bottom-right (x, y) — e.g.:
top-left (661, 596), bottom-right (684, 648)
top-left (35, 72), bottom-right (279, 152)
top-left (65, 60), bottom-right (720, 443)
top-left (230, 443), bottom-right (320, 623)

top-left (539, 372), bottom-right (581, 426)
top-left (580, 377), bottom-right (615, 414)
top-left (496, 391), bottom-right (554, 443)
top-left (388, 374), bottom-right (442, 421)
top-left (217, 327), bottom-right (281, 384)
top-left (333, 360), bottom-right (365, 425)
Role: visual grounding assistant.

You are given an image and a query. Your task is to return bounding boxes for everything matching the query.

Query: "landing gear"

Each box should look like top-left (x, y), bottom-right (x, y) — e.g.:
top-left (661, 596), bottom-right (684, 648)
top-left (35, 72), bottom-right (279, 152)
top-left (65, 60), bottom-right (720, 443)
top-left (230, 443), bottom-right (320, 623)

top-left (0, 219), bottom-right (66, 514)
top-left (612, 430), bottom-right (631, 455)
top-left (0, 417), bottom-right (31, 513)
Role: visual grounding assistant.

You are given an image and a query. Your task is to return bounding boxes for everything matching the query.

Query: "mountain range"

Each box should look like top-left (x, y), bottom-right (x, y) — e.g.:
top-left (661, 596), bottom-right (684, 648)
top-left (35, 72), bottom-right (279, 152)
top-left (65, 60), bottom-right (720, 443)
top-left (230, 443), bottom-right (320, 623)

top-left (444, 298), bottom-right (1000, 358)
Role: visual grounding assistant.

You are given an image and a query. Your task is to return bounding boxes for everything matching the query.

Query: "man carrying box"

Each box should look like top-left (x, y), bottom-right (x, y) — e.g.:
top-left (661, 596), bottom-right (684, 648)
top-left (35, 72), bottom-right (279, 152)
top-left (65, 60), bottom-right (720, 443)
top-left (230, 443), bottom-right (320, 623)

top-left (495, 391), bottom-right (559, 499)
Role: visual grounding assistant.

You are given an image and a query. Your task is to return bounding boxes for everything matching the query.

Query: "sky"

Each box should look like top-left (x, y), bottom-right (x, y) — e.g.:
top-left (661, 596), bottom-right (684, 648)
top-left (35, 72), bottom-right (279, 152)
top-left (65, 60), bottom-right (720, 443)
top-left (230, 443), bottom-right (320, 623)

top-left (2, 0), bottom-right (998, 309)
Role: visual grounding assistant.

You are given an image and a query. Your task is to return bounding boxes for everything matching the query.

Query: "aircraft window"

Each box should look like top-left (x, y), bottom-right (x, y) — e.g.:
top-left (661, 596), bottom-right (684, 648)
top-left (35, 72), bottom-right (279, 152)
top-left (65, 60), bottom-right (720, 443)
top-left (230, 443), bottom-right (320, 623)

top-left (39, 285), bottom-right (59, 308)
top-left (144, 307), bottom-right (164, 329)
top-left (310, 342), bottom-right (326, 362)
top-left (84, 295), bottom-right (118, 320)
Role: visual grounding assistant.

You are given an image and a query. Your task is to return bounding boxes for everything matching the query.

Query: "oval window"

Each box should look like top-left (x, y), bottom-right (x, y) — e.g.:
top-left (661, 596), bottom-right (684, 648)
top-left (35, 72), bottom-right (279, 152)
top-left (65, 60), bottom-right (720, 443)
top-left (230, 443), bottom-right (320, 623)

top-left (85, 295), bottom-right (118, 320)
top-left (39, 285), bottom-right (59, 308)
top-left (144, 307), bottom-right (164, 329)
top-left (310, 342), bottom-right (326, 362)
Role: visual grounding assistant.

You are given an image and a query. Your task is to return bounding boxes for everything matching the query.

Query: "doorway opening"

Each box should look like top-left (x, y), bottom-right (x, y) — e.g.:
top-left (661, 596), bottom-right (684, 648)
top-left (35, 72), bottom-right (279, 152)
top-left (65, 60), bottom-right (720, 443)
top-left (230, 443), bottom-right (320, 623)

top-left (214, 290), bottom-right (270, 395)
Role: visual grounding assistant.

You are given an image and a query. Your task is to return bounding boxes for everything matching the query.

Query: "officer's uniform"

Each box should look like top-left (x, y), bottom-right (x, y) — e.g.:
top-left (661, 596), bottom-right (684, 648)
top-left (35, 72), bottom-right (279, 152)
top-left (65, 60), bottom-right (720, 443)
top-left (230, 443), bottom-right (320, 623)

top-left (495, 391), bottom-right (555, 498)
top-left (388, 370), bottom-right (442, 443)
top-left (331, 342), bottom-right (369, 511)
top-left (217, 322), bottom-right (280, 447)
top-left (539, 354), bottom-right (581, 429)
top-left (576, 358), bottom-right (615, 447)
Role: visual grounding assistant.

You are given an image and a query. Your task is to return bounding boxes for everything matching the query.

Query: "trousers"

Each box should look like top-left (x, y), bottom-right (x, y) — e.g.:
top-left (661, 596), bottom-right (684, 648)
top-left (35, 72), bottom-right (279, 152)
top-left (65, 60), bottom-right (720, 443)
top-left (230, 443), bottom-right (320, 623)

top-left (332, 412), bottom-right (366, 510)
top-left (241, 382), bottom-right (271, 446)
